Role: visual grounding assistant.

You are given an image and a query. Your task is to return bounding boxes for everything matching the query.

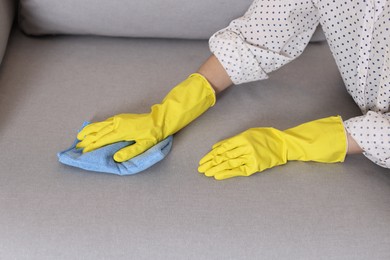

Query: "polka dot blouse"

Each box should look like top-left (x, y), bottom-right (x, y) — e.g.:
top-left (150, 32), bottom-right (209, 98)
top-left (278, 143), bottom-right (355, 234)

top-left (209, 0), bottom-right (390, 169)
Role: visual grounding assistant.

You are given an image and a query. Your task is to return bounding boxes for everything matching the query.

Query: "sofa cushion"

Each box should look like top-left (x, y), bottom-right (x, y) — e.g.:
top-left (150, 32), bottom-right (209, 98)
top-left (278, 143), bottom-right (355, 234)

top-left (18, 0), bottom-right (253, 39)
top-left (18, 0), bottom-right (326, 41)
top-left (0, 30), bottom-right (387, 259)
top-left (0, 0), bottom-right (15, 65)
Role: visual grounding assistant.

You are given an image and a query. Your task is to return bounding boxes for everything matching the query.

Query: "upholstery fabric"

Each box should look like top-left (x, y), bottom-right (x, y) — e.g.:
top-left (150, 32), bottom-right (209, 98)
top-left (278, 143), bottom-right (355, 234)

top-left (0, 0), bottom-right (15, 64)
top-left (0, 29), bottom-right (388, 259)
top-left (18, 0), bottom-right (253, 39)
top-left (18, 0), bottom-right (326, 41)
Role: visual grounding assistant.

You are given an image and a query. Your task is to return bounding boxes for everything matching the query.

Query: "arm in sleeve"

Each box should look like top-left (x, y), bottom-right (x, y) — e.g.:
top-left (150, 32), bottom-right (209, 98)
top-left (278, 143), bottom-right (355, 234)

top-left (209, 0), bottom-right (320, 85)
top-left (344, 111), bottom-right (390, 169)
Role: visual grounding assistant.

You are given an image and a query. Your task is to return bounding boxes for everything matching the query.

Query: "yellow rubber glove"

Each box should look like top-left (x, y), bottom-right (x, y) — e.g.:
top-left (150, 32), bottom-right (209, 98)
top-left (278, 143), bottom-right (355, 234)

top-left (76, 73), bottom-right (216, 162)
top-left (198, 116), bottom-right (347, 180)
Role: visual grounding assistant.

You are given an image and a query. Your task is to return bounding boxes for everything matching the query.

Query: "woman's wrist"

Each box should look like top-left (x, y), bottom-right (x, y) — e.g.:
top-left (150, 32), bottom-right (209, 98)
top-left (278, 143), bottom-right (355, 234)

top-left (197, 54), bottom-right (233, 94)
top-left (346, 131), bottom-right (363, 154)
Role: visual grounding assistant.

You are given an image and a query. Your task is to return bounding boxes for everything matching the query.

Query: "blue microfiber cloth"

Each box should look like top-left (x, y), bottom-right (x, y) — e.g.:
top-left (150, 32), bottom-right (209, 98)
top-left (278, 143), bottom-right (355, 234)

top-left (58, 122), bottom-right (173, 175)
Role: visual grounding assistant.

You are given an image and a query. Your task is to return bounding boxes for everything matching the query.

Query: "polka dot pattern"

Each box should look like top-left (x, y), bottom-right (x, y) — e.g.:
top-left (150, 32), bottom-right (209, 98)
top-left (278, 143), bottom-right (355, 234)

top-left (209, 0), bottom-right (390, 168)
top-left (209, 0), bottom-right (319, 84)
top-left (344, 112), bottom-right (390, 168)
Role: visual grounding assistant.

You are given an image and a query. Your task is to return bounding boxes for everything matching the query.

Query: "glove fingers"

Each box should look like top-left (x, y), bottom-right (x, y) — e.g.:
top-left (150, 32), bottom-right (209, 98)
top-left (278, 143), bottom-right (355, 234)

top-left (198, 153), bottom-right (227, 170)
top-left (214, 167), bottom-right (250, 180)
top-left (198, 159), bottom-right (219, 173)
top-left (113, 140), bottom-right (155, 162)
top-left (211, 139), bottom-right (229, 149)
top-left (77, 118), bottom-right (113, 140)
top-left (81, 127), bottom-right (126, 153)
top-left (76, 124), bottom-right (116, 151)
top-left (199, 152), bottom-right (214, 166)
top-left (199, 142), bottom-right (238, 165)
top-left (201, 158), bottom-right (246, 177)
top-left (198, 154), bottom-right (234, 173)
top-left (198, 145), bottom-right (247, 170)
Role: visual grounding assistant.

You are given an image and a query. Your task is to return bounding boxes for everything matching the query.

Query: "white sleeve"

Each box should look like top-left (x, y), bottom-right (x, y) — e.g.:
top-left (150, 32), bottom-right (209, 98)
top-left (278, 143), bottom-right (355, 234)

top-left (209, 0), bottom-right (320, 85)
top-left (344, 111), bottom-right (390, 169)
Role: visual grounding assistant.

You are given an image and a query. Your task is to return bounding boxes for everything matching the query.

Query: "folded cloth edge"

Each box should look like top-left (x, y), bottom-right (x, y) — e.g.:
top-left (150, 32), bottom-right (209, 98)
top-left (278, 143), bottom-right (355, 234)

top-left (57, 122), bottom-right (173, 175)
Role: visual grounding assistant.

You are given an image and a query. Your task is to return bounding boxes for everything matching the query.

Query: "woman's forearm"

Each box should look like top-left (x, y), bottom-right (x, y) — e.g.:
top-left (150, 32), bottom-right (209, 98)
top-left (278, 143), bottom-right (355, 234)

top-left (197, 55), bottom-right (233, 94)
top-left (346, 131), bottom-right (363, 154)
top-left (198, 55), bottom-right (363, 158)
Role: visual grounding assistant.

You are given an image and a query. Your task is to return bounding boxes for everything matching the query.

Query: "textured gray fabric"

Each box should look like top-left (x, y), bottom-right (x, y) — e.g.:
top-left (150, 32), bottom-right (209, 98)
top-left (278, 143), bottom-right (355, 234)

top-left (18, 0), bottom-right (253, 39)
top-left (18, 0), bottom-right (327, 41)
top-left (309, 24), bottom-right (326, 42)
top-left (0, 0), bottom-right (15, 64)
top-left (0, 28), bottom-right (388, 259)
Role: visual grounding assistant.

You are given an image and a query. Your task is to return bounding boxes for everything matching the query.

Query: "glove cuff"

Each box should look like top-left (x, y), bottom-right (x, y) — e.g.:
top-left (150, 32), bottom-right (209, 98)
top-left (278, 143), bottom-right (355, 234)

top-left (152, 73), bottom-right (216, 139)
top-left (283, 116), bottom-right (347, 163)
top-left (189, 73), bottom-right (216, 106)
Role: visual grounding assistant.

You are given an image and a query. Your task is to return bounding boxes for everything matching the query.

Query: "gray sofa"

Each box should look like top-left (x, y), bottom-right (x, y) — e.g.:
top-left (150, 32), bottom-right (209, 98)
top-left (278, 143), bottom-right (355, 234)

top-left (1, 1), bottom-right (389, 259)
